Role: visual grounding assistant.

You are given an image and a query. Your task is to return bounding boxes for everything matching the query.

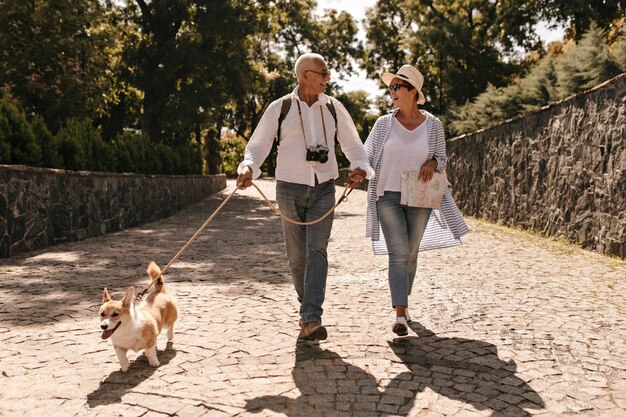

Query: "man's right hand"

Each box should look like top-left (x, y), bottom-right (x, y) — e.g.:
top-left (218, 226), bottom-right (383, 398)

top-left (236, 166), bottom-right (253, 189)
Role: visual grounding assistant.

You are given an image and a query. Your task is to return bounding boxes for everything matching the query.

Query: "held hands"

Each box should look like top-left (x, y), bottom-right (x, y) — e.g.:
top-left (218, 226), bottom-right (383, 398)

top-left (236, 166), bottom-right (253, 189)
top-left (418, 159), bottom-right (438, 183)
top-left (347, 167), bottom-right (366, 188)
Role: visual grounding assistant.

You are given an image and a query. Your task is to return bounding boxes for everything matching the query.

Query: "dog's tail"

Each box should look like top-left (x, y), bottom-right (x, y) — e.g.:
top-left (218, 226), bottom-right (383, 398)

top-left (147, 261), bottom-right (165, 292)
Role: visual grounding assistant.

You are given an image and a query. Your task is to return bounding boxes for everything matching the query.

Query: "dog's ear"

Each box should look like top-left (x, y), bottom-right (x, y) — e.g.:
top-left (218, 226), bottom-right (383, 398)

top-left (122, 287), bottom-right (135, 307)
top-left (102, 288), bottom-right (112, 304)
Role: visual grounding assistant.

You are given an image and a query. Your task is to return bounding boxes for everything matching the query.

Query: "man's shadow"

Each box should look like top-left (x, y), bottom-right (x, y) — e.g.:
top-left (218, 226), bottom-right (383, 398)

top-left (246, 342), bottom-right (391, 416)
top-left (86, 342), bottom-right (177, 408)
top-left (245, 324), bottom-right (544, 416)
top-left (386, 322), bottom-right (545, 416)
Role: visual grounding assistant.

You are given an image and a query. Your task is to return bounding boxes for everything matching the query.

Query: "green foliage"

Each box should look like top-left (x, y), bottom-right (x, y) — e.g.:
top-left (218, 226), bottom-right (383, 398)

top-left (335, 90), bottom-right (378, 139)
top-left (112, 131), bottom-right (202, 175)
top-left (113, 131), bottom-right (155, 174)
top-left (362, 0), bottom-right (411, 78)
top-left (0, 1), bottom-right (118, 132)
top-left (449, 24), bottom-right (624, 136)
top-left (54, 120), bottom-right (114, 172)
top-left (220, 131), bottom-right (247, 174)
top-left (30, 115), bottom-right (62, 169)
top-left (538, 0), bottom-right (623, 40)
top-left (173, 141), bottom-right (203, 175)
top-left (555, 25), bottom-right (622, 99)
top-left (0, 100), bottom-right (201, 175)
top-left (613, 25), bottom-right (626, 71)
top-left (363, 0), bottom-right (539, 117)
top-left (0, 97), bottom-right (41, 166)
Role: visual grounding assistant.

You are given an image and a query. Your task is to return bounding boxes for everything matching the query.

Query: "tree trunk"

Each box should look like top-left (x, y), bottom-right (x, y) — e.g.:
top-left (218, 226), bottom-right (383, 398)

top-left (206, 126), bottom-right (222, 175)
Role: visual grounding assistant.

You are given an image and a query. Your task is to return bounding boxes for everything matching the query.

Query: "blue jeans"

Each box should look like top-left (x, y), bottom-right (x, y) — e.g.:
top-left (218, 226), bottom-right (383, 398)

top-left (276, 179), bottom-right (335, 324)
top-left (377, 191), bottom-right (432, 308)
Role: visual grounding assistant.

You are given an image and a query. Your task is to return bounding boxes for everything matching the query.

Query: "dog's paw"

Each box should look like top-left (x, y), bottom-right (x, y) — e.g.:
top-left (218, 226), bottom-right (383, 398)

top-left (120, 364), bottom-right (130, 372)
top-left (148, 359), bottom-right (160, 368)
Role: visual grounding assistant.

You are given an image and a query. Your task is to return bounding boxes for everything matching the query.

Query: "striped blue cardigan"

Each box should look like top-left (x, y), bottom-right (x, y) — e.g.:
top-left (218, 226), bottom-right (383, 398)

top-left (364, 110), bottom-right (470, 255)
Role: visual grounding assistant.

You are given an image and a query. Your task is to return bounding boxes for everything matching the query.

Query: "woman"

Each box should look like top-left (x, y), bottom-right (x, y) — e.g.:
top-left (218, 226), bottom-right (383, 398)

top-left (364, 64), bottom-right (469, 336)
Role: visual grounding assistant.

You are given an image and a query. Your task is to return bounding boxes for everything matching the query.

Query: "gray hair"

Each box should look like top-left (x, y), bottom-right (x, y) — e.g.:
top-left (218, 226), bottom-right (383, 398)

top-left (294, 53), bottom-right (326, 81)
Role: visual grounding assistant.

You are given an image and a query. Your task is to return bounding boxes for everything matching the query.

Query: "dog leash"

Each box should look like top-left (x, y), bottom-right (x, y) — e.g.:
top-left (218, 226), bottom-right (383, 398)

top-left (135, 181), bottom-right (355, 300)
top-left (249, 182), bottom-right (354, 225)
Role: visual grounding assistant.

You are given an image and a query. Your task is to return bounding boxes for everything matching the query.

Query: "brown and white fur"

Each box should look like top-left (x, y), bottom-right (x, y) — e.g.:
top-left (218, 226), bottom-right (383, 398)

top-left (99, 262), bottom-right (178, 372)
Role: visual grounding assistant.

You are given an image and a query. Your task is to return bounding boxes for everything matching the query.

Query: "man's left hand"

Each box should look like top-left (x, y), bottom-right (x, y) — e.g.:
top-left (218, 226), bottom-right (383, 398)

top-left (347, 168), bottom-right (366, 188)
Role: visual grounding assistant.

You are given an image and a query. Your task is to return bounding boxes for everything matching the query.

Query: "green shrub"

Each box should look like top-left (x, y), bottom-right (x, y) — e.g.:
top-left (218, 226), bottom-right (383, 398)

top-left (30, 115), bottom-right (62, 168)
top-left (220, 133), bottom-right (247, 174)
top-left (555, 24), bottom-right (622, 99)
top-left (113, 130), bottom-right (152, 173)
top-left (0, 97), bottom-right (42, 165)
top-left (449, 24), bottom-right (624, 136)
top-left (174, 141), bottom-right (202, 175)
top-left (112, 131), bottom-right (202, 175)
top-left (0, 102), bottom-right (205, 175)
top-left (55, 119), bottom-right (114, 172)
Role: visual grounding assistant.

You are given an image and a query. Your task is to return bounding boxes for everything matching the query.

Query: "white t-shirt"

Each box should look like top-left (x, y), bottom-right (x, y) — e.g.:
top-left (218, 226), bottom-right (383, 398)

top-left (376, 117), bottom-right (429, 196)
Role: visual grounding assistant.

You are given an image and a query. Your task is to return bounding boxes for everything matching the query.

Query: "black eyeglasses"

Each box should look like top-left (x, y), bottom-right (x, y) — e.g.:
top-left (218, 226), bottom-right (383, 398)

top-left (306, 69), bottom-right (330, 78)
top-left (389, 83), bottom-right (411, 92)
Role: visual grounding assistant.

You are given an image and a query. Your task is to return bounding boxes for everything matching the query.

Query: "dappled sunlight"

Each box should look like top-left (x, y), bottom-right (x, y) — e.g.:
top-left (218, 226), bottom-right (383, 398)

top-left (25, 251), bottom-right (86, 263)
top-left (168, 261), bottom-right (214, 270)
top-left (0, 181), bottom-right (288, 327)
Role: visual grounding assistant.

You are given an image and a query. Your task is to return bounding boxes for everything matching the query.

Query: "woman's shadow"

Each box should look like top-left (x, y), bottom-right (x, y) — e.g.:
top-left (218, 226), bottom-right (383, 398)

top-left (245, 324), bottom-right (544, 416)
top-left (86, 342), bottom-right (177, 408)
top-left (387, 322), bottom-right (544, 416)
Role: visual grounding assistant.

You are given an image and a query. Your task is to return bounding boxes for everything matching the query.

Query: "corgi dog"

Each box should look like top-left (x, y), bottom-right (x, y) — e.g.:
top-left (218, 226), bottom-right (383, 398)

top-left (99, 262), bottom-right (179, 372)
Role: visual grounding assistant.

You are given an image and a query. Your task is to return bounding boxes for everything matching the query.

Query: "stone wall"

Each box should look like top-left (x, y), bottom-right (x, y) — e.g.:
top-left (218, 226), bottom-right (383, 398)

top-left (447, 73), bottom-right (626, 258)
top-left (0, 165), bottom-right (226, 258)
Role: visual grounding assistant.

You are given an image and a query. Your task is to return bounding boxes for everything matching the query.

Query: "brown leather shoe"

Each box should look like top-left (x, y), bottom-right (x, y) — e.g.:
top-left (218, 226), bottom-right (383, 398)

top-left (298, 320), bottom-right (328, 341)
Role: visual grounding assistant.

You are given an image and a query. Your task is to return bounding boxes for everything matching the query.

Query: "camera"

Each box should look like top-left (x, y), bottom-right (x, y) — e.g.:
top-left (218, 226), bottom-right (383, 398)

top-left (306, 144), bottom-right (329, 163)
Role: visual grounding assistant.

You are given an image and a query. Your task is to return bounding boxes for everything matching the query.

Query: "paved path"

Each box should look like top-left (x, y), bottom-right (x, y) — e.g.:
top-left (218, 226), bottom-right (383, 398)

top-left (1, 179), bottom-right (625, 417)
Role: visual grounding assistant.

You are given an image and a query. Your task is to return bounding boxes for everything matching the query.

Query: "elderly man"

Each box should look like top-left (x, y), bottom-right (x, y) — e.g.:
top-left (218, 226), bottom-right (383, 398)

top-left (237, 53), bottom-right (374, 342)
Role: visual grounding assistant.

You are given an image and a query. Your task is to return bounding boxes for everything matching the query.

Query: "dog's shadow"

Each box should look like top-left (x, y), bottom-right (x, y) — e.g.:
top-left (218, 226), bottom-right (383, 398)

top-left (86, 342), bottom-right (177, 408)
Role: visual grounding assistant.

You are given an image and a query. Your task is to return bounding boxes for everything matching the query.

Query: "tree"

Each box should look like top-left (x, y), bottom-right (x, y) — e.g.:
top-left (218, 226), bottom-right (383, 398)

top-left (221, 1), bottom-right (366, 175)
top-left (554, 24), bottom-right (622, 99)
top-left (121, 0), bottom-right (255, 145)
top-left (539, 0), bottom-right (624, 40)
top-left (362, 0), bottom-right (412, 78)
top-left (0, 0), bottom-right (118, 131)
top-left (448, 25), bottom-right (623, 136)
top-left (363, 0), bottom-right (544, 116)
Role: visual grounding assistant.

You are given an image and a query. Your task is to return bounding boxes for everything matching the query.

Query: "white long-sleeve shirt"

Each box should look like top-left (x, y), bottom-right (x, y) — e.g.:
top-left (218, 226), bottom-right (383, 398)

top-left (237, 86), bottom-right (374, 186)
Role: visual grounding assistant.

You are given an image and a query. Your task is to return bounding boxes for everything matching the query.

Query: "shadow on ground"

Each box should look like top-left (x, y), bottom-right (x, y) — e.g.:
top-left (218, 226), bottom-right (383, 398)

top-left (245, 323), bottom-right (544, 416)
top-left (0, 191), bottom-right (288, 326)
top-left (86, 343), bottom-right (177, 408)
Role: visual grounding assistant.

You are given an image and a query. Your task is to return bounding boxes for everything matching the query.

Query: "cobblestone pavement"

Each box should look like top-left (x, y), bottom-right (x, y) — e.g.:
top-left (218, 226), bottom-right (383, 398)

top-left (1, 179), bottom-right (625, 417)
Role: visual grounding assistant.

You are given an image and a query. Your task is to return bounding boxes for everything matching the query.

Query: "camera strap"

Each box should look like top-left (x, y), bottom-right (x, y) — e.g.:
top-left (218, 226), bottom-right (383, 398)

top-left (277, 96), bottom-right (337, 146)
top-left (295, 100), bottom-right (328, 151)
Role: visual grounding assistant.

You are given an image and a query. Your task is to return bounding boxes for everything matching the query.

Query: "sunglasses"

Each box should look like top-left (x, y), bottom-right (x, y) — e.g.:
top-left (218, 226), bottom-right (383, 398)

top-left (306, 69), bottom-right (330, 78)
top-left (389, 83), bottom-right (411, 92)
